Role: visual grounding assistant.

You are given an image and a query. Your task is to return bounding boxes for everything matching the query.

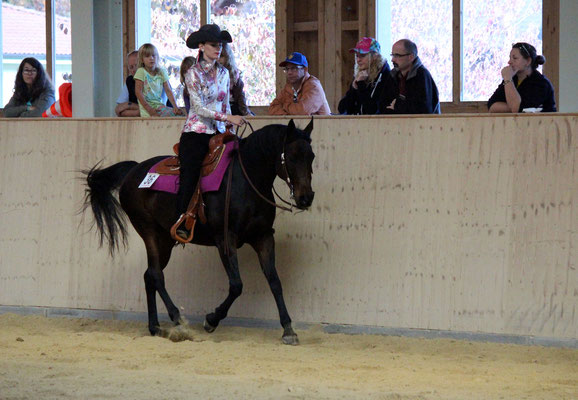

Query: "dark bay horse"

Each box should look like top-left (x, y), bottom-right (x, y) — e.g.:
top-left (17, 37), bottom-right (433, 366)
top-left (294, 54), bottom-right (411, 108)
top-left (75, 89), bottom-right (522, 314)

top-left (83, 120), bottom-right (315, 345)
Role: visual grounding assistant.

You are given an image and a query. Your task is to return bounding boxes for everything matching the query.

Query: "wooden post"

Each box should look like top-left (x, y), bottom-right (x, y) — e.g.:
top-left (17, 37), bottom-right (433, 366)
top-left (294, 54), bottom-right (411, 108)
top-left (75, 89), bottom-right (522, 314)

top-left (543, 0), bottom-right (559, 109)
top-left (45, 0), bottom-right (55, 82)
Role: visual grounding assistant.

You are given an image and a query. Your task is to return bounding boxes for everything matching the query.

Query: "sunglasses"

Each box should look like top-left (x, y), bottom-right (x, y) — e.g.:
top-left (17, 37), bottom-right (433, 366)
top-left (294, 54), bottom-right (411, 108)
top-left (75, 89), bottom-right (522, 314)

top-left (283, 66), bottom-right (303, 73)
top-left (513, 43), bottom-right (531, 58)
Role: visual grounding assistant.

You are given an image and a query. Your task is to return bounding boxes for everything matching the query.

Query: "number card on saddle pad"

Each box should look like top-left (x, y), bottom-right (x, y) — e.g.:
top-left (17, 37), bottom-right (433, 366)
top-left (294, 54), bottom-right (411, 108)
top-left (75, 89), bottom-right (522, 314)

top-left (138, 141), bottom-right (239, 194)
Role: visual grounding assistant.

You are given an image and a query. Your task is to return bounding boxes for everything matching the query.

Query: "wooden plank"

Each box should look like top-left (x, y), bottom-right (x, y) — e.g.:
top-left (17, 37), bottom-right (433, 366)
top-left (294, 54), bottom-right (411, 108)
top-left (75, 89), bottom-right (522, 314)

top-left (358, 0), bottom-right (367, 38)
top-left (367, 0), bottom-right (376, 37)
top-left (276, 0), bottom-right (289, 100)
top-left (543, 0), bottom-right (559, 109)
top-left (45, 0), bottom-right (55, 81)
top-left (293, 21), bottom-right (319, 32)
top-left (341, 20), bottom-right (358, 31)
top-left (452, 0), bottom-right (461, 103)
top-left (335, 0), bottom-right (343, 112)
top-left (315, 0), bottom-right (342, 111)
top-left (293, 0), bottom-right (318, 22)
top-left (318, 1), bottom-right (325, 85)
top-left (200, 0), bottom-right (208, 25)
top-left (441, 101), bottom-right (487, 114)
top-left (127, 0), bottom-right (136, 56)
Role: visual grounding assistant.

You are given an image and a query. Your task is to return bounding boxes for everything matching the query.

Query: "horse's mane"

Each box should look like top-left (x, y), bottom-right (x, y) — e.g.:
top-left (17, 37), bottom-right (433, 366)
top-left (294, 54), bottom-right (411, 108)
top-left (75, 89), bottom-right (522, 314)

top-left (240, 124), bottom-right (281, 158)
top-left (237, 123), bottom-right (312, 173)
top-left (241, 123), bottom-right (311, 151)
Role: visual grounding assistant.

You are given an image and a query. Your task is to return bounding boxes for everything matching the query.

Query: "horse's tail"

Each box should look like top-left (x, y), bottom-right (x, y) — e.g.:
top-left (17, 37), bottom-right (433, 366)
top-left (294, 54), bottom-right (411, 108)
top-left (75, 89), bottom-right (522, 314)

top-left (82, 160), bottom-right (138, 256)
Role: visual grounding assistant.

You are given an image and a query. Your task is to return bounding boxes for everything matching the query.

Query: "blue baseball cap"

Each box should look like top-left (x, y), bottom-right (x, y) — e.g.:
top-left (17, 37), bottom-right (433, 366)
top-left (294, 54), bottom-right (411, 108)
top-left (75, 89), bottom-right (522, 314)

top-left (279, 52), bottom-right (308, 68)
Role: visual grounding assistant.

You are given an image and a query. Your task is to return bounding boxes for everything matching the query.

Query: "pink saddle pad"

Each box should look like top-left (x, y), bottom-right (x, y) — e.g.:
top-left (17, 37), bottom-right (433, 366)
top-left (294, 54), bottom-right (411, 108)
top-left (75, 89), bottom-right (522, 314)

top-left (144, 141), bottom-right (238, 194)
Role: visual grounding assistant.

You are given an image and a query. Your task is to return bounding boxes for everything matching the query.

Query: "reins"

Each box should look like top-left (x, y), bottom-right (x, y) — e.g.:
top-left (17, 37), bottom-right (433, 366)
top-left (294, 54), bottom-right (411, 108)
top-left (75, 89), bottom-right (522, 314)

top-left (233, 121), bottom-right (295, 212)
top-left (222, 121), bottom-right (296, 257)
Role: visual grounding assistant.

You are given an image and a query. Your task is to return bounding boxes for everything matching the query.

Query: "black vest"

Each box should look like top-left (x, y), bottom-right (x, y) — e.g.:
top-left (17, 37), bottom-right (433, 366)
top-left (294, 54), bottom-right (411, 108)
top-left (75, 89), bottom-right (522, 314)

top-left (126, 75), bottom-right (138, 104)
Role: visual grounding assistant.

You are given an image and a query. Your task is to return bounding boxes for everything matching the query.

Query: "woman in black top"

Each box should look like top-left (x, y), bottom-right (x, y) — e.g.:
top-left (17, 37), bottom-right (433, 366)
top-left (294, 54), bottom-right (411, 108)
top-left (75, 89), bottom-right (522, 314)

top-left (338, 37), bottom-right (394, 115)
top-left (488, 42), bottom-right (556, 113)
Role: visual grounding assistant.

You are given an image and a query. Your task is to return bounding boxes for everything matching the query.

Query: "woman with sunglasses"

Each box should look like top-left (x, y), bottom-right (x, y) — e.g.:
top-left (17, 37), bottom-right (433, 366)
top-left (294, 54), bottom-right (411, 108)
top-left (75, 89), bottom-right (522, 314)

top-left (338, 37), bottom-right (395, 115)
top-left (3, 57), bottom-right (55, 118)
top-left (488, 42), bottom-right (556, 113)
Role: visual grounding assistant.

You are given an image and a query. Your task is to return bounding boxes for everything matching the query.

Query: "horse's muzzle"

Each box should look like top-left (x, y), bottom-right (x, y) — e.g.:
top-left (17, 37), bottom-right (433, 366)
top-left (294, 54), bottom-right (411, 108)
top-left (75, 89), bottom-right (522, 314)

top-left (296, 192), bottom-right (315, 209)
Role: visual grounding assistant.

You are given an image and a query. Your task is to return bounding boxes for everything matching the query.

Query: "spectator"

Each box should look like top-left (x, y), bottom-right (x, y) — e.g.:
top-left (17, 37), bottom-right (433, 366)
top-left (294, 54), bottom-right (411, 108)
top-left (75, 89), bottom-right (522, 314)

top-left (115, 50), bottom-right (140, 117)
top-left (134, 43), bottom-right (183, 117)
top-left (180, 56), bottom-right (197, 115)
top-left (3, 57), bottom-right (55, 118)
top-left (488, 42), bottom-right (556, 113)
top-left (338, 37), bottom-right (395, 115)
top-left (268, 52), bottom-right (330, 115)
top-left (219, 43), bottom-right (254, 116)
top-left (381, 39), bottom-right (440, 114)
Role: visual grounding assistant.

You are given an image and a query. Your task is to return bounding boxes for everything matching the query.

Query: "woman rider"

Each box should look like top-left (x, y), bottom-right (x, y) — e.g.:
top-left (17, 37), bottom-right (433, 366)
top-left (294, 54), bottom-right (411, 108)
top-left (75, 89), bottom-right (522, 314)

top-left (176, 24), bottom-right (245, 239)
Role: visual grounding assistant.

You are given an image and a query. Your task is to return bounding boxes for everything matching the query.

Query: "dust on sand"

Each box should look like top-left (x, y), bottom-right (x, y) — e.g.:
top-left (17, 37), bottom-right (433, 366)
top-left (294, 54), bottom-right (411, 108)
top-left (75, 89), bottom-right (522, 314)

top-left (0, 313), bottom-right (576, 400)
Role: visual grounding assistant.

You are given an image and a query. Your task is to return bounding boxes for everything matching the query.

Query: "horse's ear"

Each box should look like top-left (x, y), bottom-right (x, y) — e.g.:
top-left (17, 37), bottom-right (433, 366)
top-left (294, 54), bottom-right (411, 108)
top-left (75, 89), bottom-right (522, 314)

top-left (303, 117), bottom-right (313, 138)
top-left (287, 119), bottom-right (296, 132)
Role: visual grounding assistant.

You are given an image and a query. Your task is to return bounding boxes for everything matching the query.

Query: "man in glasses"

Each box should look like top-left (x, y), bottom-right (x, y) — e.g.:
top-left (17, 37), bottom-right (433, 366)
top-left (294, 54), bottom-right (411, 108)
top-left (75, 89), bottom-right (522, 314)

top-left (381, 39), bottom-right (440, 114)
top-left (268, 52), bottom-right (331, 115)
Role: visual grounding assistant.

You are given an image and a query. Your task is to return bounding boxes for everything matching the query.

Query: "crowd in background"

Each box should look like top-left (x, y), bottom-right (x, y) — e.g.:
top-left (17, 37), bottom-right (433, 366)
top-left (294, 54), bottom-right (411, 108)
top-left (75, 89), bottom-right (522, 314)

top-left (1, 32), bottom-right (556, 118)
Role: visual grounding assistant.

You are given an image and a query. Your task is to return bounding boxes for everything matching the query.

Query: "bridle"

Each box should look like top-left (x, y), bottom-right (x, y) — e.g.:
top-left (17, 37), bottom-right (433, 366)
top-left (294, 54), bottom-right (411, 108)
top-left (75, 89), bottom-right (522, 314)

top-left (234, 121), bottom-right (298, 212)
top-left (221, 122), bottom-right (299, 257)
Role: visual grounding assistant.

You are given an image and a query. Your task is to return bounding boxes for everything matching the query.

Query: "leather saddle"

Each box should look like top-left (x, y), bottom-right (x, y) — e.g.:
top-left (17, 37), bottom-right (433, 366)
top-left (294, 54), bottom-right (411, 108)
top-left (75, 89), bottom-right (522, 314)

top-left (157, 132), bottom-right (237, 177)
top-left (169, 130), bottom-right (237, 243)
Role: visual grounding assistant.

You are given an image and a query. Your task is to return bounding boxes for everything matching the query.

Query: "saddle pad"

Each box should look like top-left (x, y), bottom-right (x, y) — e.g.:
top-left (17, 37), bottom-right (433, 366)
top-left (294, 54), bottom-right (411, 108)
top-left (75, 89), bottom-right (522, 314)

top-left (200, 141), bottom-right (238, 192)
top-left (141, 142), bottom-right (237, 194)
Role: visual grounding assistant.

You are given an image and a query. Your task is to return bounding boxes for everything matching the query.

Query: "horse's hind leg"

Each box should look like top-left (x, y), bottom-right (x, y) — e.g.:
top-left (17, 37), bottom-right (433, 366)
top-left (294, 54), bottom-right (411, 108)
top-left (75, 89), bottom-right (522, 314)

top-left (143, 233), bottom-right (180, 336)
top-left (204, 238), bottom-right (243, 333)
top-left (251, 232), bottom-right (298, 345)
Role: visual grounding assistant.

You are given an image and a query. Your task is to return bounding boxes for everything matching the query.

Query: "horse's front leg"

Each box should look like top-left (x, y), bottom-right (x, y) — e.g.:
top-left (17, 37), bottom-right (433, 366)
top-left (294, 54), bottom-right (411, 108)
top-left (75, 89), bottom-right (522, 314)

top-left (251, 232), bottom-right (298, 345)
top-left (204, 236), bottom-right (243, 333)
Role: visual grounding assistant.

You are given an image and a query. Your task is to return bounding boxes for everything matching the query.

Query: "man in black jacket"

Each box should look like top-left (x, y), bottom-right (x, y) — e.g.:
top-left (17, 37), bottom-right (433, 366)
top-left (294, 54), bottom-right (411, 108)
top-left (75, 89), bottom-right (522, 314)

top-left (381, 39), bottom-right (440, 114)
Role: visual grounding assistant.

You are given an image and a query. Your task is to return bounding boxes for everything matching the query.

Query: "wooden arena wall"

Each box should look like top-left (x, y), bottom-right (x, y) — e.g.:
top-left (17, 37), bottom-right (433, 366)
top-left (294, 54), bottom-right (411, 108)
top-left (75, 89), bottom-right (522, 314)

top-left (0, 115), bottom-right (576, 341)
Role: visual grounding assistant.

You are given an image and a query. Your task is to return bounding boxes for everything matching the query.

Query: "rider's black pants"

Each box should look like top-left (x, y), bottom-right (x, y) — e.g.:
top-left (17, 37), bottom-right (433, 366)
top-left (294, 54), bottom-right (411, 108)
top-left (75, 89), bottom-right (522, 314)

top-left (177, 131), bottom-right (212, 216)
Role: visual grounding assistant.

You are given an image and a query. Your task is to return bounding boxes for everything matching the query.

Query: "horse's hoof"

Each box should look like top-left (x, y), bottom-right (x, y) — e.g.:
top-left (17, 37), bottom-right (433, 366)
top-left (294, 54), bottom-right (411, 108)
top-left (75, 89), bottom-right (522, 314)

top-left (149, 325), bottom-right (160, 336)
top-left (282, 334), bottom-right (299, 346)
top-left (167, 325), bottom-right (194, 342)
top-left (169, 313), bottom-right (181, 325)
top-left (203, 319), bottom-right (216, 333)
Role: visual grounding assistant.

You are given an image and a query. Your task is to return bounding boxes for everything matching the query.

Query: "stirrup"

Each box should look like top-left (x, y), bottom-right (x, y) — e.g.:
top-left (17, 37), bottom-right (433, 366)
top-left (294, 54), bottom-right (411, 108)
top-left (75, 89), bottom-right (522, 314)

top-left (170, 213), bottom-right (195, 243)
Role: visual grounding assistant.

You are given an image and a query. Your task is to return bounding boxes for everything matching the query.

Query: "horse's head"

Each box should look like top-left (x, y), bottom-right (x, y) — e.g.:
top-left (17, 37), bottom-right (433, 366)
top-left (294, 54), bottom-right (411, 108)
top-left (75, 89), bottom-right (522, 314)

top-left (278, 119), bottom-right (316, 210)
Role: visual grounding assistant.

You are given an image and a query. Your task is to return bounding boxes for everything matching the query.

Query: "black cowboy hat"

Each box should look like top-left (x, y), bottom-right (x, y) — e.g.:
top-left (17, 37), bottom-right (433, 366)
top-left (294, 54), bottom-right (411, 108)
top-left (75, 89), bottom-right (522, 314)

top-left (186, 24), bottom-right (232, 49)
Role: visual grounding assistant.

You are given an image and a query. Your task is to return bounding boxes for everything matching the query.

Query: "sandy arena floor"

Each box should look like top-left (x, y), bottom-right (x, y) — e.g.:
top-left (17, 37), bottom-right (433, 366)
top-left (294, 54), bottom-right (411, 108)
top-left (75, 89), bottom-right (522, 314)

top-left (0, 313), bottom-right (576, 400)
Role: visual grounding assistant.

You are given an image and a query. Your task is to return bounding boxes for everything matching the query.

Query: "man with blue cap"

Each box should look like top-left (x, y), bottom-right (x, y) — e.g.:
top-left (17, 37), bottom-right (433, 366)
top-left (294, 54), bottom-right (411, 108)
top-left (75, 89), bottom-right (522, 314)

top-left (268, 52), bottom-right (330, 115)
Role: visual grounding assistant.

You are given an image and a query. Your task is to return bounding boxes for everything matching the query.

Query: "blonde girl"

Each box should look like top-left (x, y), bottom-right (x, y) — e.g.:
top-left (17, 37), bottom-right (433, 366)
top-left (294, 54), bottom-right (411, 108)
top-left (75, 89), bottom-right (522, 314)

top-left (134, 43), bottom-right (183, 117)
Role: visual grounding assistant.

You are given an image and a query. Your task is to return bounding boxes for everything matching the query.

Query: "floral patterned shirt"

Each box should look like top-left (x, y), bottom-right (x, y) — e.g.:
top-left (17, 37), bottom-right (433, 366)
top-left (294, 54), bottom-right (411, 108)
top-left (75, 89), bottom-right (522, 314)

top-left (182, 61), bottom-right (231, 134)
